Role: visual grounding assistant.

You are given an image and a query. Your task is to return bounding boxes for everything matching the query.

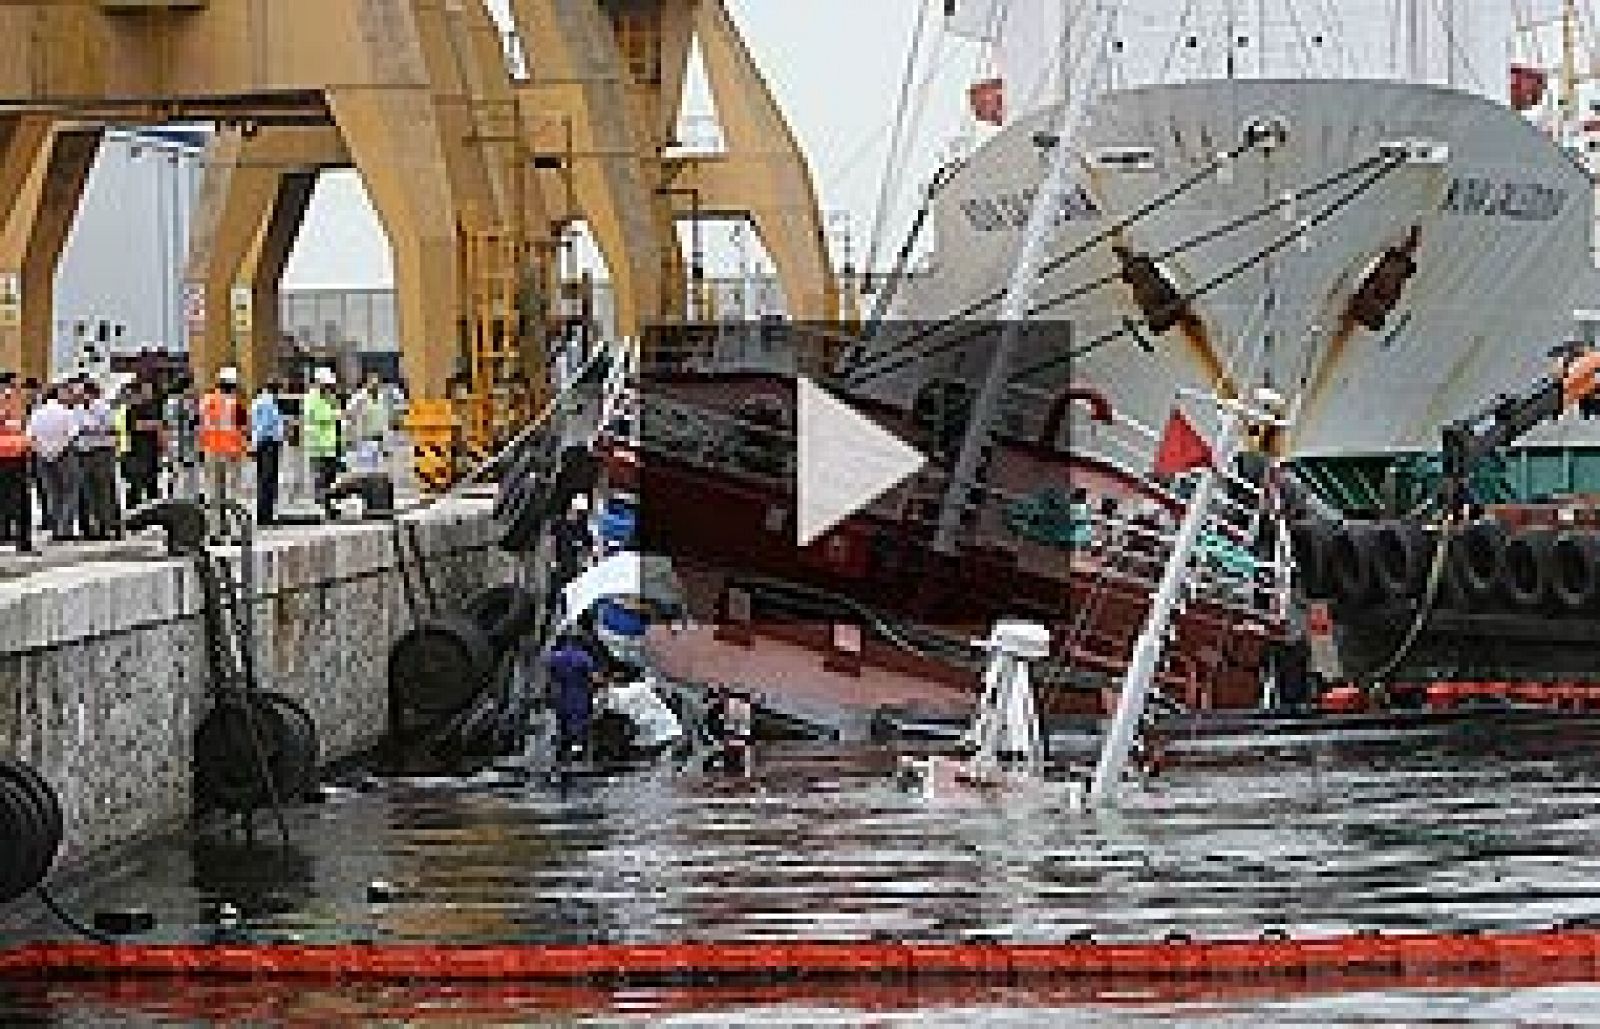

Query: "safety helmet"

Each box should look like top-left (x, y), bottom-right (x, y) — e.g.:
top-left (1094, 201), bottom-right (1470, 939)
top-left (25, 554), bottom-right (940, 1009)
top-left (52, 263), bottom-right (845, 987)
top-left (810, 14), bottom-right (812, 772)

top-left (218, 367), bottom-right (239, 385)
top-left (570, 494), bottom-right (590, 514)
top-left (314, 367), bottom-right (337, 387)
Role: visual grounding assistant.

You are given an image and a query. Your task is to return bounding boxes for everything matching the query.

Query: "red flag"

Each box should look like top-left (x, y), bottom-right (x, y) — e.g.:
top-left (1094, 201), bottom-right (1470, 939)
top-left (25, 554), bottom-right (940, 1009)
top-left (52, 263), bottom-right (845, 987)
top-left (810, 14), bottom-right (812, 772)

top-left (969, 78), bottom-right (1004, 125)
top-left (1510, 65), bottom-right (1547, 111)
top-left (1153, 408), bottom-right (1214, 476)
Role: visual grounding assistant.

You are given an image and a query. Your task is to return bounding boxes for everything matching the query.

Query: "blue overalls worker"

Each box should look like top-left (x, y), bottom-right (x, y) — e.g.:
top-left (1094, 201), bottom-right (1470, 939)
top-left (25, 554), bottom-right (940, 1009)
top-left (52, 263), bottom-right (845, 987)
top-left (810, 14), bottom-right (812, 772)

top-left (597, 494), bottom-right (637, 555)
top-left (545, 634), bottom-right (599, 760)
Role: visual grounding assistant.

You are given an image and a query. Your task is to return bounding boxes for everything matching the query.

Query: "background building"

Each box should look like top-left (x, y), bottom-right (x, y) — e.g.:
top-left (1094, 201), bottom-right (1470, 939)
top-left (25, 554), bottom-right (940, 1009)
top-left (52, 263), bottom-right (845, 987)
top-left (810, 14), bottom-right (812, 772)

top-left (53, 128), bottom-right (206, 375)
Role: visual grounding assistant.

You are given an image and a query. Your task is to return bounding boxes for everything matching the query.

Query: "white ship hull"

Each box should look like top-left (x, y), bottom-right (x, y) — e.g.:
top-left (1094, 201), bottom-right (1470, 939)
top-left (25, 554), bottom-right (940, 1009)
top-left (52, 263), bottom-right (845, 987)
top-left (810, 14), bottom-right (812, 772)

top-left (882, 79), bottom-right (1600, 459)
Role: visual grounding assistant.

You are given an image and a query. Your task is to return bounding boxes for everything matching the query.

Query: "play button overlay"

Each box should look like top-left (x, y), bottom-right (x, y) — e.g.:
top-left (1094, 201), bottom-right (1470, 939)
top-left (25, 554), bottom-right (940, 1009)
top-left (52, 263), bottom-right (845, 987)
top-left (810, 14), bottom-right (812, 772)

top-left (796, 377), bottom-right (927, 547)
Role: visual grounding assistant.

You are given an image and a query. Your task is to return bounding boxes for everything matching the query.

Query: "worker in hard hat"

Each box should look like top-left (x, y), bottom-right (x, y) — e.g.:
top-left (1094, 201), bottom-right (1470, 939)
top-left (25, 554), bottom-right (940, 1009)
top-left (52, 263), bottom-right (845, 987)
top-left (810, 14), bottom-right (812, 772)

top-left (302, 367), bottom-right (341, 505)
top-left (198, 367), bottom-right (248, 507)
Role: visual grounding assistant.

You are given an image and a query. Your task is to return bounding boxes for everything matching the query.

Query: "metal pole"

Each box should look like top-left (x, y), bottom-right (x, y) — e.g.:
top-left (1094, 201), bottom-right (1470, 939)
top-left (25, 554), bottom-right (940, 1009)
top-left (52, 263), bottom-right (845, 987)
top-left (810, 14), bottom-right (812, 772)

top-left (932, 4), bottom-right (1116, 554)
top-left (1089, 409), bottom-right (1238, 807)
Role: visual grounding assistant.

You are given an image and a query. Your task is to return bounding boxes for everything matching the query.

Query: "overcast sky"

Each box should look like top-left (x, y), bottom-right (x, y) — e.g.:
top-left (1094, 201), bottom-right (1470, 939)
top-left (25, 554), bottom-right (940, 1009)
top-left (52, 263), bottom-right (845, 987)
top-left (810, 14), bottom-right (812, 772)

top-left (284, 0), bottom-right (974, 290)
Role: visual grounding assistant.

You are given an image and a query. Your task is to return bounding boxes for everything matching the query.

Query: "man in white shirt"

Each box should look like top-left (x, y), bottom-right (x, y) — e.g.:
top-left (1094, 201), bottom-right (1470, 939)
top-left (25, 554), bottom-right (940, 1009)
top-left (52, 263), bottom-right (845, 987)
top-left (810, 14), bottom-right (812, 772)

top-left (344, 374), bottom-right (391, 473)
top-left (26, 385), bottom-right (79, 541)
top-left (74, 380), bottom-right (120, 539)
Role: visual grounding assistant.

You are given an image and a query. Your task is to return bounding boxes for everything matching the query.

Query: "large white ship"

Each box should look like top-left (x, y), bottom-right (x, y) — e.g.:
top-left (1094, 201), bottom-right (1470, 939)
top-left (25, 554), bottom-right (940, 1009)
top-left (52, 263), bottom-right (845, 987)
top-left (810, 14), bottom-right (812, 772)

top-left (864, 0), bottom-right (1600, 501)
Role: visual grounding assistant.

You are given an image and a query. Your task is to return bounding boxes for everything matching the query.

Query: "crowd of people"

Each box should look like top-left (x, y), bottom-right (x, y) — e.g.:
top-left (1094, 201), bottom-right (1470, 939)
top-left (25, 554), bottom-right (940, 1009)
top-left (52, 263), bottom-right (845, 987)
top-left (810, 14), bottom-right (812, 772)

top-left (0, 364), bottom-right (408, 554)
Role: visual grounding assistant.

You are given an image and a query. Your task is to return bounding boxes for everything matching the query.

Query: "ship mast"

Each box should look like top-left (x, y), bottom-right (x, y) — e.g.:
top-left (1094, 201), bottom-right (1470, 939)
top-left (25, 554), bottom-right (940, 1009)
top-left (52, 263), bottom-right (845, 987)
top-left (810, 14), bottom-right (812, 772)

top-left (931, 1), bottom-right (1115, 555)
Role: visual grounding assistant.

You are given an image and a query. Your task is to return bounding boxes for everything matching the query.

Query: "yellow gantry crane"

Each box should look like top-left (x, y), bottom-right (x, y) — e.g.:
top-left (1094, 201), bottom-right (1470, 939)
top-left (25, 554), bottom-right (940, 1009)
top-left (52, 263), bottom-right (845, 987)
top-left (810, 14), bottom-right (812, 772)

top-left (0, 0), bottom-right (837, 489)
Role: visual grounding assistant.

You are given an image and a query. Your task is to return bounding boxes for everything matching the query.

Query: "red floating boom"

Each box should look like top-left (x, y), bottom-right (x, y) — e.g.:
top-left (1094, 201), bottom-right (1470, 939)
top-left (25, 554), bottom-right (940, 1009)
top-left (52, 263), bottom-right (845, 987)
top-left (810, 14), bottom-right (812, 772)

top-left (2, 929), bottom-right (1600, 986)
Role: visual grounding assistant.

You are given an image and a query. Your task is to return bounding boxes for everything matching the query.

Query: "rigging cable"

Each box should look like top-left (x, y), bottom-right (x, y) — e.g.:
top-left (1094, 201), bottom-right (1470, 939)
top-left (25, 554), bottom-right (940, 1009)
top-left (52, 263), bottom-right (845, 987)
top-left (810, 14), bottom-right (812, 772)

top-left (1158, 0), bottom-right (1204, 84)
top-left (855, 159), bottom-right (966, 346)
top-left (1009, 152), bottom-right (1405, 383)
top-left (850, 150), bottom-right (1392, 391)
top-left (845, 138), bottom-right (1260, 387)
top-left (863, 0), bottom-right (935, 284)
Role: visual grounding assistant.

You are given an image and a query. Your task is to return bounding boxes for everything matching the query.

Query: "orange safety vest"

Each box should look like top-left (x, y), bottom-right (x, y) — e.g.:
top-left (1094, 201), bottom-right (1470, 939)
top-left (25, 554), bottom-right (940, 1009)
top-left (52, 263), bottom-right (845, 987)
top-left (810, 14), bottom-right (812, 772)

top-left (0, 390), bottom-right (29, 460)
top-left (198, 390), bottom-right (245, 458)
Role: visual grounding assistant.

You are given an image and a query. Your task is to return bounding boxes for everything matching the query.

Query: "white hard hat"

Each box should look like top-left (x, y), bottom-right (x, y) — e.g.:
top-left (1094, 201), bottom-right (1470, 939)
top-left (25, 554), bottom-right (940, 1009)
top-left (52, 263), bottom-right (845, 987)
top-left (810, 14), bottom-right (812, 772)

top-left (314, 367), bottom-right (336, 386)
top-left (218, 367), bottom-right (239, 385)
top-left (570, 494), bottom-right (590, 513)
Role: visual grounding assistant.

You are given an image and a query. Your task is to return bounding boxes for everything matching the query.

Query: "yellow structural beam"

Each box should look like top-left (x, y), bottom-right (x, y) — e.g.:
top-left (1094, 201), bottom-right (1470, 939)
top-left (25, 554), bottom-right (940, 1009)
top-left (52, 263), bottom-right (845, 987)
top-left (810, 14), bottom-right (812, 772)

top-left (233, 169), bottom-right (315, 388)
top-left (691, 0), bottom-right (837, 323)
top-left (0, 0), bottom-right (831, 490)
top-left (511, 0), bottom-right (835, 338)
top-left (511, 0), bottom-right (672, 339)
top-left (186, 123), bottom-right (347, 388)
top-left (0, 0), bottom-right (481, 397)
top-left (0, 126), bottom-right (101, 381)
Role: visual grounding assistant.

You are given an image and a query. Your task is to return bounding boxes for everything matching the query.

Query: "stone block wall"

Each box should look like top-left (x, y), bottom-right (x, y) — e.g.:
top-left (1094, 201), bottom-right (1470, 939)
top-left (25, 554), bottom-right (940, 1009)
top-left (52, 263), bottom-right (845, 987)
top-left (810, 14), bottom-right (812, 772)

top-left (0, 499), bottom-right (507, 863)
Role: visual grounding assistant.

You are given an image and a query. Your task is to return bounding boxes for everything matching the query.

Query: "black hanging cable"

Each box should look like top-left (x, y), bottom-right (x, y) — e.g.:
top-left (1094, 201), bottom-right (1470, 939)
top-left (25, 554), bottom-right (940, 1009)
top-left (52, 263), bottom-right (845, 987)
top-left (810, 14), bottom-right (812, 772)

top-left (846, 140), bottom-right (1259, 387)
top-left (853, 159), bottom-right (966, 352)
top-left (850, 151), bottom-right (1391, 391)
top-left (34, 885), bottom-right (117, 945)
top-left (1010, 153), bottom-right (1405, 383)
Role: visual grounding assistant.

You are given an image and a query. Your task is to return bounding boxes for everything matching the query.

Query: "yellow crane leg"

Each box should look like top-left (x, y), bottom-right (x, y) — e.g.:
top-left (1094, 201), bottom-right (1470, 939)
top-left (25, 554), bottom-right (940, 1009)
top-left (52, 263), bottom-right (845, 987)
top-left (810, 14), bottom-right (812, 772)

top-left (186, 124), bottom-right (348, 389)
top-left (0, 127), bottom-right (101, 382)
top-left (327, 84), bottom-right (464, 490)
top-left (692, 0), bottom-right (838, 325)
top-left (233, 171), bottom-right (316, 390)
top-left (510, 0), bottom-right (671, 340)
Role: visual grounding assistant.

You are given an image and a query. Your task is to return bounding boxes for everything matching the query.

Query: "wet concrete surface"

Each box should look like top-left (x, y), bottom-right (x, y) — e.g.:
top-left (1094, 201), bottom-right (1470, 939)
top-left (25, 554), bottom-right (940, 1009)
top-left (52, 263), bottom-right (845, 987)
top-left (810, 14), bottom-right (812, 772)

top-left (9, 722), bottom-right (1600, 1022)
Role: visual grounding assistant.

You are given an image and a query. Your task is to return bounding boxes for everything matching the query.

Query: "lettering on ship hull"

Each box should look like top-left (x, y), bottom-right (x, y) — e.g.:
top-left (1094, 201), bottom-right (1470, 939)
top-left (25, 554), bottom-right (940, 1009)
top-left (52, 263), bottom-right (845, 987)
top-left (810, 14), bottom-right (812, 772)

top-left (1439, 177), bottom-right (1568, 221)
top-left (960, 184), bottom-right (1103, 233)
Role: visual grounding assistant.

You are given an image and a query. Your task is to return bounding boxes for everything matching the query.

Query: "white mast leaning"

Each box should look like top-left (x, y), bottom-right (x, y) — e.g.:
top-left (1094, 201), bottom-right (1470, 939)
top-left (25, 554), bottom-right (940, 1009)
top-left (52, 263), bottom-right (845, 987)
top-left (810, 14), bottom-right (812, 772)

top-left (932, 2), bottom-right (1117, 554)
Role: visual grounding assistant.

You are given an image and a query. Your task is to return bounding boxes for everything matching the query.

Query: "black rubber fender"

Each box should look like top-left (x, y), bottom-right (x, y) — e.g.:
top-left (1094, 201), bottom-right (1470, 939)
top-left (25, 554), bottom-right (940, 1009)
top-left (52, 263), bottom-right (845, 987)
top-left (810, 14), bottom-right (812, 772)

top-left (464, 584), bottom-right (540, 648)
top-left (1550, 531), bottom-right (1600, 612)
top-left (1328, 523), bottom-right (1381, 606)
top-left (0, 757), bottom-right (63, 904)
top-left (1452, 520), bottom-right (1507, 608)
top-left (1500, 529), bottom-right (1557, 610)
top-left (387, 616), bottom-right (496, 720)
top-left (1288, 520), bottom-right (1336, 600)
top-left (257, 693), bottom-right (321, 801)
top-left (125, 499), bottom-right (209, 556)
top-left (1371, 521), bottom-right (1432, 600)
top-left (194, 694), bottom-right (303, 814)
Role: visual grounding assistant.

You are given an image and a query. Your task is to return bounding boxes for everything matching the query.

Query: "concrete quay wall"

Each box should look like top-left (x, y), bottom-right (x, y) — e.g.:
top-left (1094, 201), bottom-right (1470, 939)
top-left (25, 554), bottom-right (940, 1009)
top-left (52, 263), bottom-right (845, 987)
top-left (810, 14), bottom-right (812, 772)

top-left (0, 500), bottom-right (505, 863)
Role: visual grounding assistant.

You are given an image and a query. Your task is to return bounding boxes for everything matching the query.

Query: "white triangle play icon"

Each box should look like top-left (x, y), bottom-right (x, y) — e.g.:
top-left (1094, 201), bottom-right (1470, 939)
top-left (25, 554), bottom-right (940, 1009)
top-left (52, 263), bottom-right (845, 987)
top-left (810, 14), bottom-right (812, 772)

top-left (796, 377), bottom-right (927, 547)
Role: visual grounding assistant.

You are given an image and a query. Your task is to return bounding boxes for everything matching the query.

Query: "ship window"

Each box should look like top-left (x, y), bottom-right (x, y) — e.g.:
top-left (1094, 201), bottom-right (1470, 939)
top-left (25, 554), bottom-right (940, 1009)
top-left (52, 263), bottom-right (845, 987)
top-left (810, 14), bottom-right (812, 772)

top-left (1589, 140), bottom-right (1600, 152)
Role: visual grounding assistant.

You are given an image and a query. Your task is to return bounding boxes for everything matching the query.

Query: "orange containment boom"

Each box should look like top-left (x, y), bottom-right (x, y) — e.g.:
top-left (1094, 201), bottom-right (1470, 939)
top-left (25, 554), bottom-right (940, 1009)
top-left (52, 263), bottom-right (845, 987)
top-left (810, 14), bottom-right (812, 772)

top-left (5, 929), bottom-right (1600, 985)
